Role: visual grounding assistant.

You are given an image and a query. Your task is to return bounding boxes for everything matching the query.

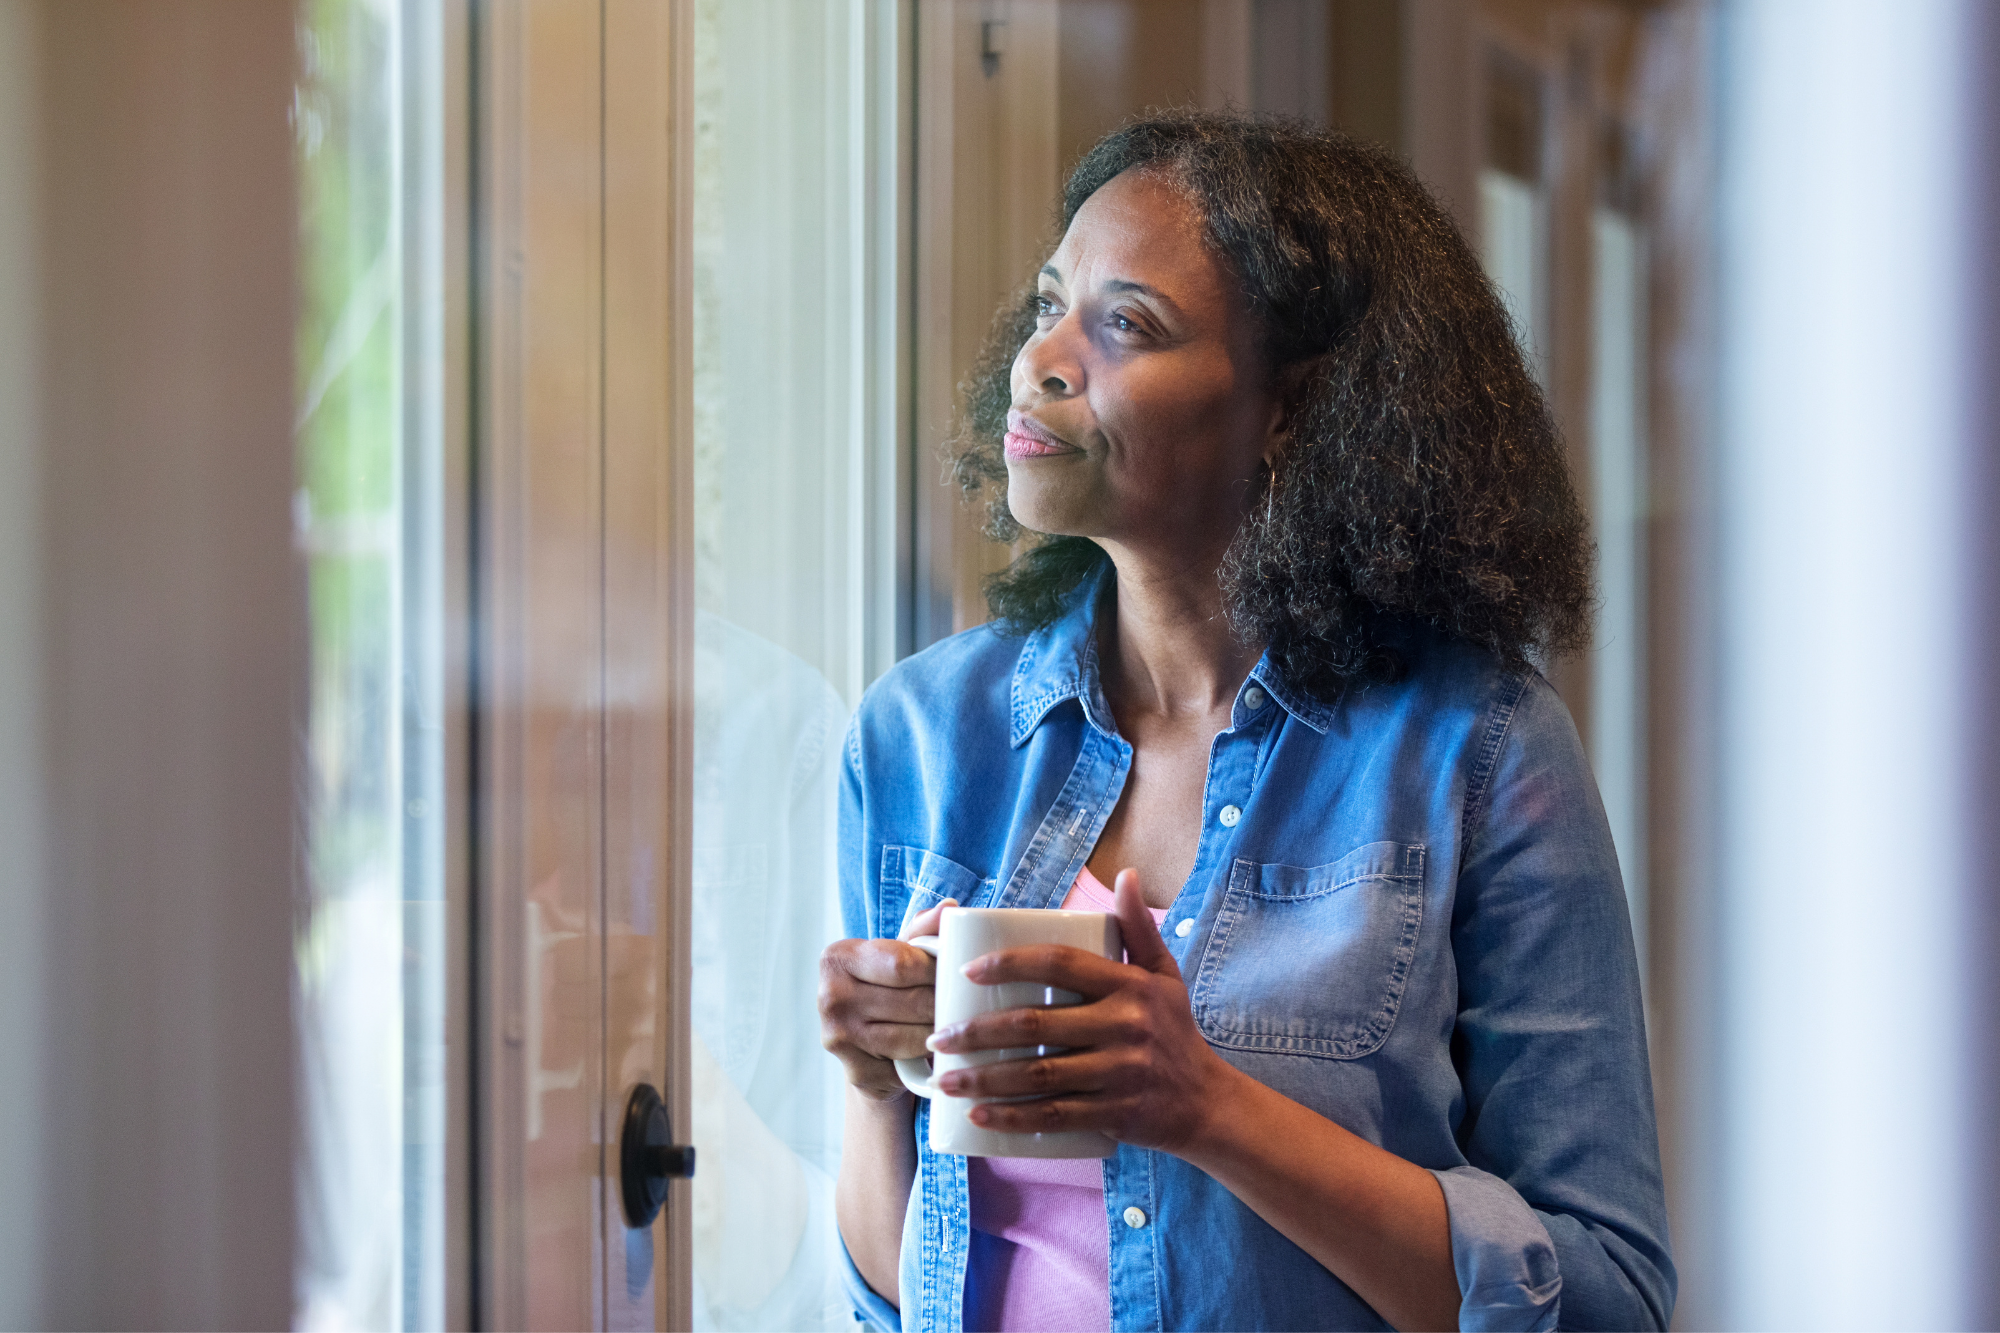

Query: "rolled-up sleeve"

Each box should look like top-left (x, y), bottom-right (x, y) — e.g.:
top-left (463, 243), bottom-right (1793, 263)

top-left (1432, 1163), bottom-right (1561, 1330)
top-left (1448, 675), bottom-right (1677, 1331)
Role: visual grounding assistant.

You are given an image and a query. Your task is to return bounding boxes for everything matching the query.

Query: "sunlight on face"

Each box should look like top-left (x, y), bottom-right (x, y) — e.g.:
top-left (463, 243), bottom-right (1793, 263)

top-left (1005, 169), bottom-right (1281, 565)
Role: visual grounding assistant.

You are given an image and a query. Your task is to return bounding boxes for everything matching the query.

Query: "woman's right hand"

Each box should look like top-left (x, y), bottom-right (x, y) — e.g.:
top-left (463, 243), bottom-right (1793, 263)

top-left (818, 899), bottom-right (954, 1100)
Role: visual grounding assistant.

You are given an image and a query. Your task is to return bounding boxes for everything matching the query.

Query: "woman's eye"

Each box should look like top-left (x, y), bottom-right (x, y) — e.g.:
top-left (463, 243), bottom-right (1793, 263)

top-left (1034, 294), bottom-right (1061, 320)
top-left (1110, 311), bottom-right (1147, 336)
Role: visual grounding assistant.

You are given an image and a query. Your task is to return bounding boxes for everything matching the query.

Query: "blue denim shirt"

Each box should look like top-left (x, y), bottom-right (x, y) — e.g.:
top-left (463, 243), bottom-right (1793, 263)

top-left (836, 577), bottom-right (1674, 1332)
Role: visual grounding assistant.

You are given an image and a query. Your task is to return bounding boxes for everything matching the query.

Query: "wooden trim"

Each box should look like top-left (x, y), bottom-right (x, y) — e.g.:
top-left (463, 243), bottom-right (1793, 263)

top-left (658, 0), bottom-right (697, 1324)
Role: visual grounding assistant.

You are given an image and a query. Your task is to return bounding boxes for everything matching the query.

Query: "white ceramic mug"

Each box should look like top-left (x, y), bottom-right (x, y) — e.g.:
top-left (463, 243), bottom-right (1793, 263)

top-left (896, 905), bottom-right (1122, 1158)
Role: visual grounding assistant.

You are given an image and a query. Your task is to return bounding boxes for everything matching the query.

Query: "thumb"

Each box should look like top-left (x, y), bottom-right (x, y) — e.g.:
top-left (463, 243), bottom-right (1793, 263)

top-left (1112, 869), bottom-right (1180, 978)
top-left (899, 897), bottom-right (956, 942)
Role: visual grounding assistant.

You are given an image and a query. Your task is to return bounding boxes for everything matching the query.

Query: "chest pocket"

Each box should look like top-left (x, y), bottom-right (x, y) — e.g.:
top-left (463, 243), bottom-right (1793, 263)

top-left (881, 845), bottom-right (994, 934)
top-left (1189, 841), bottom-right (1426, 1061)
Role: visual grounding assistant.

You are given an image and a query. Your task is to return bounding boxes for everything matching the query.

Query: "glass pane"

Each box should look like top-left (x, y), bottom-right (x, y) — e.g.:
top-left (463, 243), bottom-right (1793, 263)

top-left (1480, 55), bottom-right (1548, 386)
top-left (1478, 167), bottom-right (1546, 384)
top-left (689, 0), bottom-right (901, 1327)
top-left (292, 0), bottom-right (446, 1326)
top-left (1590, 203), bottom-right (1647, 992)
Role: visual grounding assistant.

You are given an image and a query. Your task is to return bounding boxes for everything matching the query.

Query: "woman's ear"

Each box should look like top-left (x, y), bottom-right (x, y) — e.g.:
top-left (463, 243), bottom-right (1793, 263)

top-left (1262, 361), bottom-right (1310, 466)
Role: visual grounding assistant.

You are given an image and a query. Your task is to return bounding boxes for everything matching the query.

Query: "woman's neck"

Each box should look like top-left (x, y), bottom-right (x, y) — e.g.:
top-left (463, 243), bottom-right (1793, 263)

top-left (1096, 544), bottom-right (1263, 721)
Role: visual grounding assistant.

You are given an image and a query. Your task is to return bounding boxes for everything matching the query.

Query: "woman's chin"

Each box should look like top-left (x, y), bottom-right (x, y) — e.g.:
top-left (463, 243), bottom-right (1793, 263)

top-left (1006, 497), bottom-right (1088, 541)
top-left (1004, 470), bottom-right (1099, 537)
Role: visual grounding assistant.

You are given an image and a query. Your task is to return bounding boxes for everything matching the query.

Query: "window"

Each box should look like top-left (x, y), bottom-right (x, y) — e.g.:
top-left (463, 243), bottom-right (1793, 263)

top-left (688, 1), bottom-right (905, 1327)
top-left (1589, 121), bottom-right (1648, 992)
top-left (292, 1), bottom-right (448, 1326)
top-left (1479, 52), bottom-right (1549, 388)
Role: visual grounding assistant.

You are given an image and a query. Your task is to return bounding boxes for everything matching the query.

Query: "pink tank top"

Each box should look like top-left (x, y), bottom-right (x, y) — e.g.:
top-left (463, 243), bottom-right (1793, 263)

top-left (963, 867), bottom-right (1167, 1333)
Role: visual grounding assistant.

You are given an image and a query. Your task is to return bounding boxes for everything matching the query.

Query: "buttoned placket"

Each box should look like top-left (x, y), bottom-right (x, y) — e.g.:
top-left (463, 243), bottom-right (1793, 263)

top-left (1103, 678), bottom-right (1282, 1332)
top-left (923, 675), bottom-right (1135, 1333)
top-left (930, 639), bottom-right (1295, 1333)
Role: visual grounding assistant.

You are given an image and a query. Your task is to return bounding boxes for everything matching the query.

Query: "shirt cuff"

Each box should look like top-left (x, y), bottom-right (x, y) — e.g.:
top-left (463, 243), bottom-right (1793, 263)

top-left (1431, 1165), bottom-right (1562, 1332)
top-left (837, 1229), bottom-right (903, 1332)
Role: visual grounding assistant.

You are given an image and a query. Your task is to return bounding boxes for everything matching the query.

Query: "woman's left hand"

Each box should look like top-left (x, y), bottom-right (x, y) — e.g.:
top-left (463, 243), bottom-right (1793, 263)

top-left (925, 868), bottom-right (1242, 1154)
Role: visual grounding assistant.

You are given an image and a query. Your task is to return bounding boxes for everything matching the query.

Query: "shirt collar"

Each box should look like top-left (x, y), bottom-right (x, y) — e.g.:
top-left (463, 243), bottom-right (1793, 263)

top-left (1007, 560), bottom-right (1336, 746)
top-left (1246, 655), bottom-right (1337, 734)
top-left (1008, 562), bottom-right (1116, 747)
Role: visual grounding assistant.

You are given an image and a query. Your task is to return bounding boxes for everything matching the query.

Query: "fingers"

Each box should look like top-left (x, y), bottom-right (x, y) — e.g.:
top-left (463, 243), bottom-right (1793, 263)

top-left (1112, 868), bottom-right (1180, 978)
top-left (934, 1049), bottom-right (1123, 1100)
top-left (967, 1093), bottom-right (1122, 1136)
top-left (819, 1002), bottom-right (934, 1061)
top-left (836, 978), bottom-right (935, 1026)
top-left (818, 1000), bottom-right (933, 1086)
top-left (852, 1019), bottom-right (936, 1062)
top-left (819, 950), bottom-right (935, 1042)
top-left (898, 897), bottom-right (957, 942)
top-left (832, 937), bottom-right (938, 989)
top-left (960, 942), bottom-right (1130, 996)
top-left (818, 935), bottom-right (940, 1092)
top-left (927, 996), bottom-right (1143, 1056)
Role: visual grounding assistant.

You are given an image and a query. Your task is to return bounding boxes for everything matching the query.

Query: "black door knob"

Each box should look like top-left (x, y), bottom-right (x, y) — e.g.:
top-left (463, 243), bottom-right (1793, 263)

top-left (619, 1082), bottom-right (695, 1229)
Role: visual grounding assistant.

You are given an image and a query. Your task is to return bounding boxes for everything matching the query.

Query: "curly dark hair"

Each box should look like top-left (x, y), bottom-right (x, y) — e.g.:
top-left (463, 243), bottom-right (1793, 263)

top-left (951, 109), bottom-right (1593, 697)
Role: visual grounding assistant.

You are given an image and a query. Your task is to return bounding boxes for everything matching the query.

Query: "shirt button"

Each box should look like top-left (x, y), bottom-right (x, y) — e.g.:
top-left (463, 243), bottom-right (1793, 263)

top-left (1174, 918), bottom-right (1193, 938)
top-left (1243, 685), bottom-right (1266, 710)
top-left (1218, 804), bottom-right (1241, 828)
top-left (1122, 1206), bottom-right (1148, 1229)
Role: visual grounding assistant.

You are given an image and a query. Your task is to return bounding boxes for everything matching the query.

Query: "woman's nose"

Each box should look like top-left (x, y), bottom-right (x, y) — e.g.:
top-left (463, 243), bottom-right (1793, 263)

top-left (1016, 316), bottom-right (1083, 399)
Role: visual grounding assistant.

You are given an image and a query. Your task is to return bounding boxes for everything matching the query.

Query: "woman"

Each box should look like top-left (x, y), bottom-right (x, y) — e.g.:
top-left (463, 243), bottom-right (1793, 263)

top-left (818, 111), bottom-right (1672, 1332)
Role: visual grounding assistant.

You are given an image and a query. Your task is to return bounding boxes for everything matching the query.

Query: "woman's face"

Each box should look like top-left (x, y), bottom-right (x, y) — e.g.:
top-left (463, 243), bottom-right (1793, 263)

top-left (1006, 168), bottom-right (1281, 560)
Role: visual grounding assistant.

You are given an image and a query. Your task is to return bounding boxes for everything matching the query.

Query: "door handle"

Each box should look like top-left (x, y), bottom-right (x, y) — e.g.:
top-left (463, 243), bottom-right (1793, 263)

top-left (619, 1082), bottom-right (695, 1229)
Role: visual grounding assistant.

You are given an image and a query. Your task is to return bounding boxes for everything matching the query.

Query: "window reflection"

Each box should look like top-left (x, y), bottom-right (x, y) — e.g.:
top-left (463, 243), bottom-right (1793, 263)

top-left (688, 0), bottom-right (902, 1326)
top-left (293, 0), bottom-right (445, 1327)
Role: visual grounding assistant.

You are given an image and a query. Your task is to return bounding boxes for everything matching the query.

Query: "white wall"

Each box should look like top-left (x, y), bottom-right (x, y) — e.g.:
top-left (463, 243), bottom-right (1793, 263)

top-left (0, 3), bottom-right (299, 1326)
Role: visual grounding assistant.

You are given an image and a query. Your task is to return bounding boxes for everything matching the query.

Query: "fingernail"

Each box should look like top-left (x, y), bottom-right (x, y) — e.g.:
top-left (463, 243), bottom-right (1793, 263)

top-left (925, 1028), bottom-right (954, 1052)
top-left (968, 1106), bottom-right (991, 1126)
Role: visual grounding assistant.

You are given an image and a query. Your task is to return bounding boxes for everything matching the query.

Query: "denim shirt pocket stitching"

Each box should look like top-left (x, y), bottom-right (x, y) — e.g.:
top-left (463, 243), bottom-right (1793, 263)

top-left (1191, 843), bottom-right (1427, 1061)
top-left (881, 845), bottom-right (995, 934)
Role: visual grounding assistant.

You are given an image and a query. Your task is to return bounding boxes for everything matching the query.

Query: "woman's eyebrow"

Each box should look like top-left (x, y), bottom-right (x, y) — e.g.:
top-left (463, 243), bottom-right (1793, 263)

top-left (1039, 266), bottom-right (1184, 315)
top-left (1102, 277), bottom-right (1179, 311)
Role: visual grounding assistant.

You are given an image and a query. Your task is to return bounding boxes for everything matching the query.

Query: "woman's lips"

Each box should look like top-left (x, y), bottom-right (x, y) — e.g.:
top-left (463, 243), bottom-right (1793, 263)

top-left (1004, 409), bottom-right (1080, 460)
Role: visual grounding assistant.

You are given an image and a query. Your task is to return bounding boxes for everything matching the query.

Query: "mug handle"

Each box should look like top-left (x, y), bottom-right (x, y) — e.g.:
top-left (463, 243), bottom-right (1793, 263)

top-left (894, 935), bottom-right (943, 1099)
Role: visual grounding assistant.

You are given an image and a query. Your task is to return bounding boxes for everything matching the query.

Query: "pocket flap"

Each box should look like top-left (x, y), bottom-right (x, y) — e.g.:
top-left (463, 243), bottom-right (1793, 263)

top-left (1238, 841), bottom-right (1426, 900)
top-left (1192, 840), bottom-right (1427, 1061)
top-left (881, 845), bottom-right (991, 932)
